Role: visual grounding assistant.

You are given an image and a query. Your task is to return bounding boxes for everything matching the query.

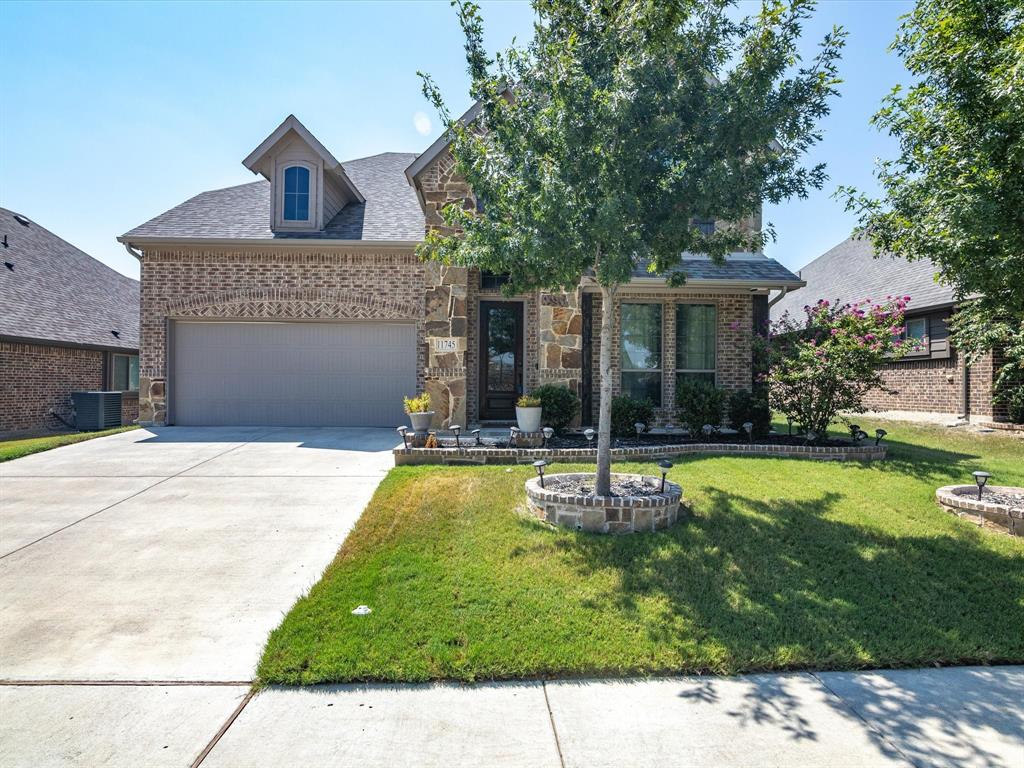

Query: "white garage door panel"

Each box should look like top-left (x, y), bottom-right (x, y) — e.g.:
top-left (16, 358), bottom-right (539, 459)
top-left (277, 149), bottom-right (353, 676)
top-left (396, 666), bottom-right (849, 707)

top-left (172, 321), bottom-right (416, 426)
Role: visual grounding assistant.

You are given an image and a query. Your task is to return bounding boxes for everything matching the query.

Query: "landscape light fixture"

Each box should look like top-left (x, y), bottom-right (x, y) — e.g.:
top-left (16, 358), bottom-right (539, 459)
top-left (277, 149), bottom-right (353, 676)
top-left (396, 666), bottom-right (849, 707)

top-left (584, 428), bottom-right (595, 443)
top-left (702, 424), bottom-right (714, 439)
top-left (787, 416), bottom-right (794, 436)
top-left (450, 424), bottom-right (462, 448)
top-left (849, 424), bottom-right (861, 440)
top-left (742, 421), bottom-right (754, 444)
top-left (509, 426), bottom-right (520, 448)
top-left (634, 422), bottom-right (645, 445)
top-left (471, 428), bottom-right (481, 446)
top-left (542, 426), bottom-right (554, 448)
top-left (657, 459), bottom-right (673, 492)
top-left (396, 426), bottom-right (410, 449)
top-left (874, 428), bottom-right (888, 446)
top-left (805, 430), bottom-right (817, 444)
top-left (972, 471), bottom-right (991, 501)
top-left (854, 429), bottom-right (869, 443)
top-left (533, 459), bottom-right (549, 488)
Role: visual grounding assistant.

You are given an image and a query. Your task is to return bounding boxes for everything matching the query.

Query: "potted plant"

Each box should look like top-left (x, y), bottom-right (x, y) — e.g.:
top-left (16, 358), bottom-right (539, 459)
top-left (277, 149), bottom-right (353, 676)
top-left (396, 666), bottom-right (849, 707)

top-left (403, 393), bottom-right (434, 433)
top-left (516, 394), bottom-right (542, 432)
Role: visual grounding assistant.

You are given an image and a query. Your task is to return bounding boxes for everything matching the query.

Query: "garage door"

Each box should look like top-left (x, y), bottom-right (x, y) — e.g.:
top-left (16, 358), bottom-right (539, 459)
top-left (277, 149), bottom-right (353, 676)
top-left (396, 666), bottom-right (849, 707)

top-left (171, 321), bottom-right (416, 426)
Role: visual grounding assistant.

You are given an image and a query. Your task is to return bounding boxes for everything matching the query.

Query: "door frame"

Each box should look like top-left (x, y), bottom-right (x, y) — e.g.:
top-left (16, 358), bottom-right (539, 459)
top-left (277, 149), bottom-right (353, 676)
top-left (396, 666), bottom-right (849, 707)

top-left (477, 300), bottom-right (525, 421)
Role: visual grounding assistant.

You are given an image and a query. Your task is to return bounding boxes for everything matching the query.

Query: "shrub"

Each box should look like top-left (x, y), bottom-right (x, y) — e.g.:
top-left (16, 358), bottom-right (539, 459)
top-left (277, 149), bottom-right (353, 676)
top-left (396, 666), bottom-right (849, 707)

top-left (764, 297), bottom-right (912, 439)
top-left (532, 384), bottom-right (581, 432)
top-left (516, 394), bottom-right (542, 408)
top-left (727, 389), bottom-right (772, 438)
top-left (611, 395), bottom-right (654, 437)
top-left (403, 393), bottom-right (431, 414)
top-left (676, 379), bottom-right (726, 434)
top-left (1006, 385), bottom-right (1024, 424)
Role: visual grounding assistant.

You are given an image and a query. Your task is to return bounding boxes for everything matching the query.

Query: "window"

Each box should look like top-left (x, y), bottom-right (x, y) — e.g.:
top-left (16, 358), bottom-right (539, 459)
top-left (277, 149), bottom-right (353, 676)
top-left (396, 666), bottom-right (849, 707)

top-left (676, 304), bottom-right (716, 388)
top-left (903, 317), bottom-right (928, 352)
top-left (283, 166), bottom-right (310, 221)
top-left (621, 303), bottom-right (662, 405)
top-left (111, 354), bottom-right (139, 392)
top-left (692, 217), bottom-right (716, 236)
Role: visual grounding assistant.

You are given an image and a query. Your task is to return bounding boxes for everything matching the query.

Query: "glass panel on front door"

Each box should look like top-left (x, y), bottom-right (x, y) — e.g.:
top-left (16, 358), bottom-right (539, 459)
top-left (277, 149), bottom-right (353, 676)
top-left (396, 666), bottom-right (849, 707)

top-left (480, 302), bottom-right (523, 420)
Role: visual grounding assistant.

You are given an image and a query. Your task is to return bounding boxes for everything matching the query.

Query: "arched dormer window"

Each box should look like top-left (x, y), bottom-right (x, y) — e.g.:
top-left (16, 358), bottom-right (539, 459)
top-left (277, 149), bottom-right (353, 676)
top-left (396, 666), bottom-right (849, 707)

top-left (283, 165), bottom-right (310, 221)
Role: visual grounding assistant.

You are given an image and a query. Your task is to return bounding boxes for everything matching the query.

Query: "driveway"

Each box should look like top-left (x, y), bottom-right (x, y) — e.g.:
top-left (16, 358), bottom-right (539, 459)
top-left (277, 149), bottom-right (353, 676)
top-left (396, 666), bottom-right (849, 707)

top-left (0, 426), bottom-right (396, 766)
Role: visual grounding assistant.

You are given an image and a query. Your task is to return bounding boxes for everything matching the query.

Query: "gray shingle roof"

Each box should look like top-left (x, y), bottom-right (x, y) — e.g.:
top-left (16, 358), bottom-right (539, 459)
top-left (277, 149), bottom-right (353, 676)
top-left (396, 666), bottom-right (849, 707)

top-left (770, 236), bottom-right (957, 320)
top-left (1, 208), bottom-right (139, 350)
top-left (632, 254), bottom-right (803, 285)
top-left (122, 152), bottom-right (423, 243)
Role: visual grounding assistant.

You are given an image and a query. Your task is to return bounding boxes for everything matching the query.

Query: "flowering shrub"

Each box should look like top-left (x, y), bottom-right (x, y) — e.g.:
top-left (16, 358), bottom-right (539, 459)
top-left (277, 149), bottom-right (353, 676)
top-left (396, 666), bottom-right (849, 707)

top-left (763, 297), bottom-right (913, 439)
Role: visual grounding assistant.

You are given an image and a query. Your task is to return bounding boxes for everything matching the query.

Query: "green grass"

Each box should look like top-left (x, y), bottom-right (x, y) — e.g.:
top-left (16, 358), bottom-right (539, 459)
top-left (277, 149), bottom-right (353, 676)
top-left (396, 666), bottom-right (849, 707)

top-left (258, 421), bottom-right (1024, 684)
top-left (0, 426), bottom-right (138, 462)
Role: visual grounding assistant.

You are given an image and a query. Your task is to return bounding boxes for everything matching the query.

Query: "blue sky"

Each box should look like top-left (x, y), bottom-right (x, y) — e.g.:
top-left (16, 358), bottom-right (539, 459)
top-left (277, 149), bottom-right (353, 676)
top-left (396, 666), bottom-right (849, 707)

top-left (1, 0), bottom-right (913, 280)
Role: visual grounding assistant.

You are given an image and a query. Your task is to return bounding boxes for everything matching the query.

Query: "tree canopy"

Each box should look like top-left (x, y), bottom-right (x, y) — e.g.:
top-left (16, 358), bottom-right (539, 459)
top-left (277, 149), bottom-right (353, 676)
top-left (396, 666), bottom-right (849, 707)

top-left (841, 0), bottom-right (1024, 403)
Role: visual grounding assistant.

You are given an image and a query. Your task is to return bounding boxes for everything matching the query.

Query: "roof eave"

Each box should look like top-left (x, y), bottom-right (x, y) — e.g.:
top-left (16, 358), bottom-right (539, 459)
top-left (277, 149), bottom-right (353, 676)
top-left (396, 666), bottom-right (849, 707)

top-left (116, 235), bottom-right (421, 249)
top-left (0, 332), bottom-right (139, 354)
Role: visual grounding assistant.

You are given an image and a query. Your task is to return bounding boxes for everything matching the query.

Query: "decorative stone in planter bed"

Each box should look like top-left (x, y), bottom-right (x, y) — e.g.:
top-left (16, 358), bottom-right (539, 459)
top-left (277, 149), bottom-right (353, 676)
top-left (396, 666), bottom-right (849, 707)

top-left (394, 441), bottom-right (886, 466)
top-left (525, 473), bottom-right (684, 534)
top-left (935, 485), bottom-right (1024, 535)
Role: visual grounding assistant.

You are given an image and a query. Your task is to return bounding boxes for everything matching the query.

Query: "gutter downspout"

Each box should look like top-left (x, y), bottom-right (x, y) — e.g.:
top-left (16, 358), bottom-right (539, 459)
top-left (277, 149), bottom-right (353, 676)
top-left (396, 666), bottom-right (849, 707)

top-left (768, 286), bottom-right (789, 308)
top-left (959, 351), bottom-right (969, 421)
top-left (123, 241), bottom-right (143, 260)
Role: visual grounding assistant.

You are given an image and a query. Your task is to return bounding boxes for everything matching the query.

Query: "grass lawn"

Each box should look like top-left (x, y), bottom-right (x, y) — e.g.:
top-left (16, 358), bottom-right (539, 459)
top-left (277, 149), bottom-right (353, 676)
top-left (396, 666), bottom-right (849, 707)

top-left (259, 421), bottom-right (1024, 684)
top-left (0, 426), bottom-right (138, 462)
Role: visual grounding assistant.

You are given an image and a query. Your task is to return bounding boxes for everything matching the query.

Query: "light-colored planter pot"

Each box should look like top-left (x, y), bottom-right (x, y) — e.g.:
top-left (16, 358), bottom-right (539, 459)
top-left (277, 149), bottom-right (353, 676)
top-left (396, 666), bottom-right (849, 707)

top-left (516, 406), bottom-right (542, 433)
top-left (408, 411), bottom-right (435, 434)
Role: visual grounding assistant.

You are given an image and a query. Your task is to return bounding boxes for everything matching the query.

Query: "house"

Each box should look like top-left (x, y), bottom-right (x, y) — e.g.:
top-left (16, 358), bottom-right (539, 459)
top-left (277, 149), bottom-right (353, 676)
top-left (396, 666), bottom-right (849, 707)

top-left (0, 208), bottom-right (140, 434)
top-left (119, 114), bottom-right (804, 429)
top-left (770, 236), bottom-right (1007, 423)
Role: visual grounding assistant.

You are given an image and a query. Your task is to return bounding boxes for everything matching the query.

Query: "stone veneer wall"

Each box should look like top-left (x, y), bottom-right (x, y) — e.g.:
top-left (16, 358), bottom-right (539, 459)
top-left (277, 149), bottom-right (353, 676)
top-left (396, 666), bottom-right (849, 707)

top-left (588, 291), bottom-right (754, 426)
top-left (0, 341), bottom-right (138, 433)
top-left (138, 246), bottom-right (435, 426)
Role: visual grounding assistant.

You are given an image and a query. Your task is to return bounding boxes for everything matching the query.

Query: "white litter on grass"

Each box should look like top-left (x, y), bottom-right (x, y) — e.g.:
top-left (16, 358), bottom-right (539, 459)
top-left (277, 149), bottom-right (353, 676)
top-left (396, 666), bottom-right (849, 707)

top-left (351, 605), bottom-right (372, 615)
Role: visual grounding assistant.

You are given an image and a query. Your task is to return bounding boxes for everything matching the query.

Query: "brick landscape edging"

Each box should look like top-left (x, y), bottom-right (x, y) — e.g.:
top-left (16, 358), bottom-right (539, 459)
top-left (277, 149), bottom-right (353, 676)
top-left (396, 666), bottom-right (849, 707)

top-left (525, 473), bottom-right (683, 534)
top-left (394, 441), bottom-right (887, 465)
top-left (935, 484), bottom-right (1024, 535)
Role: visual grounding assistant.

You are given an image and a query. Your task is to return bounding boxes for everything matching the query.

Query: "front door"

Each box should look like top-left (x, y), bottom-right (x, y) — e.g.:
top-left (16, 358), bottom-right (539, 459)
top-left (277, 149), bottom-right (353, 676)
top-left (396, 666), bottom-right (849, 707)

top-left (479, 301), bottom-right (524, 420)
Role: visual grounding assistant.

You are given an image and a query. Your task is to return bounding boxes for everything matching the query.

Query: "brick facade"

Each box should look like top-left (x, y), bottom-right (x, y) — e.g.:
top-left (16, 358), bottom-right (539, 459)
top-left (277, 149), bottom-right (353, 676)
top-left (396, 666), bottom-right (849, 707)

top-left (0, 341), bottom-right (139, 434)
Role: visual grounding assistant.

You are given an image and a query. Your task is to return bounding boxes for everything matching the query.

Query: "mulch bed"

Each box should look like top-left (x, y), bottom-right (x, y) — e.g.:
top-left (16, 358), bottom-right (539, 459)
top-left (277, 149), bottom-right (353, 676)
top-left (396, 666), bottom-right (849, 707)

top-left (978, 491), bottom-right (1024, 510)
top-left (543, 475), bottom-right (664, 498)
top-left (434, 432), bottom-right (860, 450)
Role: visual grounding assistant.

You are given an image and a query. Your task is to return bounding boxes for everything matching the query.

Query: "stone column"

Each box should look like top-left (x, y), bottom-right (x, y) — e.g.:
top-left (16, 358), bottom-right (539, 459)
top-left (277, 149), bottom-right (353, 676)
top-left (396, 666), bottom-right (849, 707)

top-left (538, 290), bottom-right (584, 422)
top-left (423, 262), bottom-right (468, 429)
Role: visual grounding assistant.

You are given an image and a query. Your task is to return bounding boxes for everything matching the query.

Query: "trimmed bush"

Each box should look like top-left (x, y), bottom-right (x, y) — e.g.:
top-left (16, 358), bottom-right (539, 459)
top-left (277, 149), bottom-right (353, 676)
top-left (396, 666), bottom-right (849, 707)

top-left (1006, 385), bottom-right (1024, 424)
top-left (611, 395), bottom-right (654, 437)
top-left (676, 379), bottom-right (726, 433)
top-left (532, 384), bottom-right (581, 432)
top-left (727, 389), bottom-right (772, 438)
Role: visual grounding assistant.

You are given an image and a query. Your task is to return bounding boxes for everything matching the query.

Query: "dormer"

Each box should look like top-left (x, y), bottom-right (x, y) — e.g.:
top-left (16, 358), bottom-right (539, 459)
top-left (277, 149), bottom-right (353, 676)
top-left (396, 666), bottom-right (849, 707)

top-left (243, 115), bottom-right (363, 233)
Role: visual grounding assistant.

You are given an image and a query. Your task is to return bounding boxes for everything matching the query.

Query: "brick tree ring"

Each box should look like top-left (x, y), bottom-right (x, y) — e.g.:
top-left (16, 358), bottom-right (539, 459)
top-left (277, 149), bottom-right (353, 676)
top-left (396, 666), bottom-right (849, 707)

top-left (935, 484), bottom-right (1024, 535)
top-left (525, 473), bottom-right (684, 534)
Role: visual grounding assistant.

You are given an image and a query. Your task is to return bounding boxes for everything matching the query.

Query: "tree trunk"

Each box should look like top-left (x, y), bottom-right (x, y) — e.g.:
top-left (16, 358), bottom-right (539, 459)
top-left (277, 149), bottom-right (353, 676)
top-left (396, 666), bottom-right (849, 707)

top-left (596, 283), bottom-right (616, 496)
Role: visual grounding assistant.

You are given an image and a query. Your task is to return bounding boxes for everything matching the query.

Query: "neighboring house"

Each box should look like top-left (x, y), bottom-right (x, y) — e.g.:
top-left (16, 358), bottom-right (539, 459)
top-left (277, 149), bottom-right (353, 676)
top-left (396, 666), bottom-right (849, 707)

top-left (0, 208), bottom-right (140, 434)
top-left (771, 236), bottom-right (1006, 423)
top-left (119, 114), bottom-right (804, 429)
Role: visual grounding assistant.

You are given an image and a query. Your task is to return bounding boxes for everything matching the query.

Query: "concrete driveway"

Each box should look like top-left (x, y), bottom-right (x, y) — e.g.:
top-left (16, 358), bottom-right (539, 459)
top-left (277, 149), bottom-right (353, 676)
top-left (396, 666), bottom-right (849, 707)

top-left (0, 426), bottom-right (396, 767)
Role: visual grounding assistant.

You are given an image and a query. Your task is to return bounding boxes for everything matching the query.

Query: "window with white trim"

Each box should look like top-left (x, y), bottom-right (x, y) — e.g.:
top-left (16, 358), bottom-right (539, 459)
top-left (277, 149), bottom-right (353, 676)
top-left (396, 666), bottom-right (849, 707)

top-left (111, 354), bottom-right (139, 392)
top-left (903, 316), bottom-right (928, 353)
top-left (621, 303), bottom-right (662, 405)
top-left (676, 304), bottom-right (716, 387)
top-left (282, 165), bottom-right (310, 221)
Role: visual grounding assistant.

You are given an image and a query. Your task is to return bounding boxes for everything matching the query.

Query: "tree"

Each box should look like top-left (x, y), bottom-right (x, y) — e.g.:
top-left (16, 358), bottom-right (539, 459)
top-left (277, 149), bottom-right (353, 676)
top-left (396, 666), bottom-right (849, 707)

top-left (420, 0), bottom-right (844, 493)
top-left (765, 297), bottom-right (912, 437)
top-left (840, 0), bottom-right (1024, 415)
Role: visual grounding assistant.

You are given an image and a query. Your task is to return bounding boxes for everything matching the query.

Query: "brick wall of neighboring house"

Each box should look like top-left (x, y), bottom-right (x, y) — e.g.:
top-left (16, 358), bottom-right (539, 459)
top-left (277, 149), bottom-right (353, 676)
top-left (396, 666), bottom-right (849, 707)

top-left (861, 349), bottom-right (1001, 420)
top-left (0, 341), bottom-right (108, 433)
top-left (137, 245), bottom-right (433, 426)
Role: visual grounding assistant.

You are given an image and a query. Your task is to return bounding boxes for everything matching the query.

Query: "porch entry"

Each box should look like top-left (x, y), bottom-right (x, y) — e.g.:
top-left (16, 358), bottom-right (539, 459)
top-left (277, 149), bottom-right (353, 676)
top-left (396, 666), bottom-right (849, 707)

top-left (478, 301), bottom-right (524, 420)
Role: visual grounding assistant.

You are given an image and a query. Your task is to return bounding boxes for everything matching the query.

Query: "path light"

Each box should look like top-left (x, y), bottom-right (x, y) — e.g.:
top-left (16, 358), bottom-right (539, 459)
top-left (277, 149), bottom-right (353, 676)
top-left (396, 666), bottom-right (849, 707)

top-left (702, 424), bottom-right (714, 440)
top-left (787, 416), bottom-right (794, 436)
top-left (972, 471), bottom-right (991, 501)
top-left (471, 428), bottom-right (481, 446)
top-left (397, 426), bottom-right (410, 449)
top-left (657, 459), bottom-right (673, 492)
top-left (848, 424), bottom-right (861, 440)
top-left (584, 428), bottom-right (595, 443)
top-left (742, 421), bottom-right (754, 444)
top-left (634, 422), bottom-right (645, 445)
top-left (805, 430), bottom-right (817, 444)
top-left (533, 459), bottom-right (549, 488)
top-left (542, 426), bottom-right (554, 448)
top-left (450, 424), bottom-right (462, 448)
top-left (875, 428), bottom-right (888, 446)
top-left (509, 426), bottom-right (520, 448)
